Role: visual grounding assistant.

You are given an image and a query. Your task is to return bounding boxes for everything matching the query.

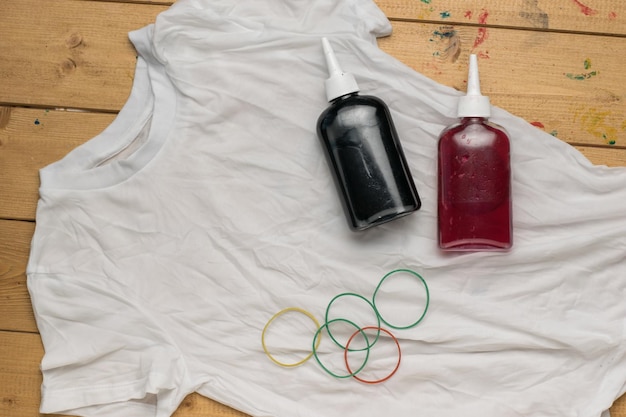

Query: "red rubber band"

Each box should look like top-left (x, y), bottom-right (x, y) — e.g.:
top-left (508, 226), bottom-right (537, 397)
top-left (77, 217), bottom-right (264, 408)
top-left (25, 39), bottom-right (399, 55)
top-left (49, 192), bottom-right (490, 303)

top-left (344, 326), bottom-right (401, 384)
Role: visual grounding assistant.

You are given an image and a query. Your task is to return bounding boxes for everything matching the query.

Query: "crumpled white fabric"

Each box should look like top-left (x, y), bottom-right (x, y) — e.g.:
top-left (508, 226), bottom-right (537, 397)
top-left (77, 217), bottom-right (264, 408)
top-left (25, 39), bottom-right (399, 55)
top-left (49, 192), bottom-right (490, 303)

top-left (27, 0), bottom-right (626, 416)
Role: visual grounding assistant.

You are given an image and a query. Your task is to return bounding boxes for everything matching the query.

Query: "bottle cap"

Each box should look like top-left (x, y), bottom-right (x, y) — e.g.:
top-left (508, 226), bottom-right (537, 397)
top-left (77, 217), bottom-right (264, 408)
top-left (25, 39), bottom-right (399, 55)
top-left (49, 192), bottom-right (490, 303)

top-left (457, 54), bottom-right (491, 118)
top-left (321, 37), bottom-right (359, 102)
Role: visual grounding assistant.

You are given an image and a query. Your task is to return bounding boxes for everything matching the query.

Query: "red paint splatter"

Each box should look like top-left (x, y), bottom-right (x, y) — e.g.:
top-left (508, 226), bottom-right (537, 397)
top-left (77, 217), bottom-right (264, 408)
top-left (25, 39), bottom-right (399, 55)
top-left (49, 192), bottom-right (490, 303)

top-left (477, 9), bottom-right (489, 24)
top-left (477, 51), bottom-right (490, 59)
top-left (531, 121), bottom-right (545, 129)
top-left (609, 11), bottom-right (617, 20)
top-left (571, 0), bottom-right (598, 16)
top-left (473, 10), bottom-right (489, 48)
top-left (464, 10), bottom-right (473, 19)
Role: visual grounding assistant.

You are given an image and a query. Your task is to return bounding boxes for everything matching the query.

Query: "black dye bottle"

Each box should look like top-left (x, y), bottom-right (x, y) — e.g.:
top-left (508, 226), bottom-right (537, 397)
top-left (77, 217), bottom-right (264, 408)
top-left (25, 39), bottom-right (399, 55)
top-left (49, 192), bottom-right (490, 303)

top-left (316, 38), bottom-right (421, 231)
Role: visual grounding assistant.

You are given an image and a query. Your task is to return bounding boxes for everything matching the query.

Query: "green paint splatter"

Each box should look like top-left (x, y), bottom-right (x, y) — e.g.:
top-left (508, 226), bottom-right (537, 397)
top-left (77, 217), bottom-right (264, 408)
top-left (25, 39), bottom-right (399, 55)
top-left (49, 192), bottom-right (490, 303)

top-left (565, 71), bottom-right (598, 80)
top-left (420, 0), bottom-right (431, 3)
top-left (565, 58), bottom-right (598, 80)
top-left (550, 130), bottom-right (558, 137)
top-left (602, 133), bottom-right (617, 145)
top-left (440, 11), bottom-right (451, 18)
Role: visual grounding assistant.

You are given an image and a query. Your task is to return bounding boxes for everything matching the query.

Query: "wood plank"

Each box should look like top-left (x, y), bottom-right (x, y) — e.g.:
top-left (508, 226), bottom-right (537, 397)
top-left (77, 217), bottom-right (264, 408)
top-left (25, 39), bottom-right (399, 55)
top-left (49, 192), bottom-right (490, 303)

top-left (0, 0), bottom-right (166, 111)
top-left (574, 146), bottom-right (626, 167)
top-left (378, 21), bottom-right (626, 148)
top-left (1, 2), bottom-right (624, 148)
top-left (113, 0), bottom-right (626, 35)
top-left (0, 220), bottom-right (36, 333)
top-left (375, 0), bottom-right (626, 35)
top-left (0, 107), bottom-right (116, 221)
top-left (1, 329), bottom-right (625, 416)
top-left (0, 331), bottom-right (51, 417)
top-left (615, 397), bottom-right (626, 417)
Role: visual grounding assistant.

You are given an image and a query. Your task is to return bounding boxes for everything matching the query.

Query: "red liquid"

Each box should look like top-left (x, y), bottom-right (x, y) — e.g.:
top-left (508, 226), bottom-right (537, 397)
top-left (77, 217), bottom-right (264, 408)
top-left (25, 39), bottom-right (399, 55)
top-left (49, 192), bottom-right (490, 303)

top-left (438, 117), bottom-right (512, 251)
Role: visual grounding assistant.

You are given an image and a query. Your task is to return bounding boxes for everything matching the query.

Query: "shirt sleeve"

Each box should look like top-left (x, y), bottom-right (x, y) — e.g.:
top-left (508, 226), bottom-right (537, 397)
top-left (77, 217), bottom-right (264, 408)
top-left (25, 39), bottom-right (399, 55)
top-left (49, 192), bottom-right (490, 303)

top-left (27, 272), bottom-right (187, 417)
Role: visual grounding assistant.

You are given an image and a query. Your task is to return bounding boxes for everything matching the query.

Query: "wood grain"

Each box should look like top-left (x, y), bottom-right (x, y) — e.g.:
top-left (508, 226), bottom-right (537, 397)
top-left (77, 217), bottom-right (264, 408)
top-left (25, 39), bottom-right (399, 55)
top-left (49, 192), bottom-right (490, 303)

top-left (0, 0), bottom-right (165, 111)
top-left (0, 107), bottom-right (115, 220)
top-left (0, 220), bottom-right (36, 333)
top-left (376, 0), bottom-right (626, 35)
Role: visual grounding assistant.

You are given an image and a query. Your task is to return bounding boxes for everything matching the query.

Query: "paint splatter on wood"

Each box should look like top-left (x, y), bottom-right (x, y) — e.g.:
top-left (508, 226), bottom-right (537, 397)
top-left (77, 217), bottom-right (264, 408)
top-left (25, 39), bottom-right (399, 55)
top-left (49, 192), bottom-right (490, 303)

top-left (565, 58), bottom-right (599, 80)
top-left (574, 106), bottom-right (621, 145)
top-left (571, 0), bottom-right (598, 16)
top-left (431, 26), bottom-right (457, 40)
top-left (430, 26), bottom-right (461, 62)
top-left (440, 11), bottom-right (451, 19)
top-left (531, 121), bottom-right (545, 129)
top-left (464, 10), bottom-right (473, 19)
top-left (566, 72), bottom-right (598, 80)
top-left (473, 10), bottom-right (489, 49)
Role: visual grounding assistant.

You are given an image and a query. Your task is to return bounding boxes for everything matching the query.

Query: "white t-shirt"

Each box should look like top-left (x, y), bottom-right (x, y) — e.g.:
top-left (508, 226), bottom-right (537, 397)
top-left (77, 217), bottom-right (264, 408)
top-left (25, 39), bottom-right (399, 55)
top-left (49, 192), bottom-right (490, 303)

top-left (27, 0), bottom-right (626, 416)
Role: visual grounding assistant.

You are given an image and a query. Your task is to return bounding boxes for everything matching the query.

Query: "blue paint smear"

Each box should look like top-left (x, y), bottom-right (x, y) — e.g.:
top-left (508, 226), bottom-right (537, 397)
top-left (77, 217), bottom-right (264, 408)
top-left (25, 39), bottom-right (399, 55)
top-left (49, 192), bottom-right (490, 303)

top-left (432, 28), bottom-right (456, 39)
top-left (440, 11), bottom-right (451, 18)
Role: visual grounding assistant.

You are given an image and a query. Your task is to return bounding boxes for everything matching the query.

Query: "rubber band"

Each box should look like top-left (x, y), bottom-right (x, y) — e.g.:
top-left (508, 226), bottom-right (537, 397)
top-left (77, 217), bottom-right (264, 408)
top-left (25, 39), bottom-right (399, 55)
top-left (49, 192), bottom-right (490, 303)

top-left (312, 318), bottom-right (370, 379)
top-left (372, 269), bottom-right (430, 330)
top-left (262, 307), bottom-right (322, 368)
top-left (344, 326), bottom-right (401, 384)
top-left (324, 292), bottom-right (381, 351)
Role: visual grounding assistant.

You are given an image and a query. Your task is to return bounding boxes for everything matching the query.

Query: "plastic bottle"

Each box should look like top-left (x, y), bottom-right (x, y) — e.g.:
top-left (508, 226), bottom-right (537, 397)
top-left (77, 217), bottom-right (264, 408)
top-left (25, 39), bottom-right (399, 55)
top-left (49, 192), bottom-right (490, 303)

top-left (316, 37), bottom-right (421, 231)
top-left (437, 54), bottom-right (512, 251)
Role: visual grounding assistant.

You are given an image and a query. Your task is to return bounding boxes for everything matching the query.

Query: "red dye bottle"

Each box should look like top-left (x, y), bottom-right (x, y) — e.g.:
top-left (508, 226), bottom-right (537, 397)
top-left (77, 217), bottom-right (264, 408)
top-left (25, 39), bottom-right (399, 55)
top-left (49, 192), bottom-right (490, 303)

top-left (437, 55), bottom-right (512, 251)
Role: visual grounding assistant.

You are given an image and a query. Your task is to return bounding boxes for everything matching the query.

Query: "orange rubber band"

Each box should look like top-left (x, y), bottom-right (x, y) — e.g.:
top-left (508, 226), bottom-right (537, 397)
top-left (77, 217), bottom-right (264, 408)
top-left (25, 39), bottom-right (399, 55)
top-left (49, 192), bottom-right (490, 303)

top-left (344, 326), bottom-right (401, 384)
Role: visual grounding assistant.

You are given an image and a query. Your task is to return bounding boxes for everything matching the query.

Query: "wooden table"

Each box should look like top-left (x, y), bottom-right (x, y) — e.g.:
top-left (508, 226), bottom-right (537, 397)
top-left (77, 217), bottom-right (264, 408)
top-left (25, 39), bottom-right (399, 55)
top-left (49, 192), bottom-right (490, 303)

top-left (1, 0), bottom-right (625, 416)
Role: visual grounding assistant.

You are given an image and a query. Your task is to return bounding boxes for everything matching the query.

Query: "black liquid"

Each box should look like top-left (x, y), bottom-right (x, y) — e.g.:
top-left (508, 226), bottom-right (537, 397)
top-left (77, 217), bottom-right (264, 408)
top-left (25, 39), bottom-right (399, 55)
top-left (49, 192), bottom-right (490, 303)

top-left (317, 93), bottom-right (421, 231)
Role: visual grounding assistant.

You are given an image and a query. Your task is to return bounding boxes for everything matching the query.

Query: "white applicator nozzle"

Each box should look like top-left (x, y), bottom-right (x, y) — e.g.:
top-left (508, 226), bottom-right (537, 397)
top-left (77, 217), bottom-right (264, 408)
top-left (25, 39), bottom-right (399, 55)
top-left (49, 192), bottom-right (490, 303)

top-left (321, 37), bottom-right (359, 102)
top-left (457, 54), bottom-right (491, 118)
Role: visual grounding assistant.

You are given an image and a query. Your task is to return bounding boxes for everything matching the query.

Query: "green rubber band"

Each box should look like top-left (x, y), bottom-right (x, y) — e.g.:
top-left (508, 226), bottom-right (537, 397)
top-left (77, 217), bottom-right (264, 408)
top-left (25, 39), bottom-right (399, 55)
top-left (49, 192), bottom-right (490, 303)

top-left (324, 292), bottom-right (381, 351)
top-left (372, 269), bottom-right (430, 330)
top-left (312, 318), bottom-right (370, 379)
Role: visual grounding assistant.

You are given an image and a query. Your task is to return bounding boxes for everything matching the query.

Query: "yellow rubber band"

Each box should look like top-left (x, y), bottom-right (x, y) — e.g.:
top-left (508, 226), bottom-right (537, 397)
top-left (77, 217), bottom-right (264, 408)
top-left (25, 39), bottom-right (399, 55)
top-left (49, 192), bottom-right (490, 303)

top-left (262, 307), bottom-right (322, 368)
